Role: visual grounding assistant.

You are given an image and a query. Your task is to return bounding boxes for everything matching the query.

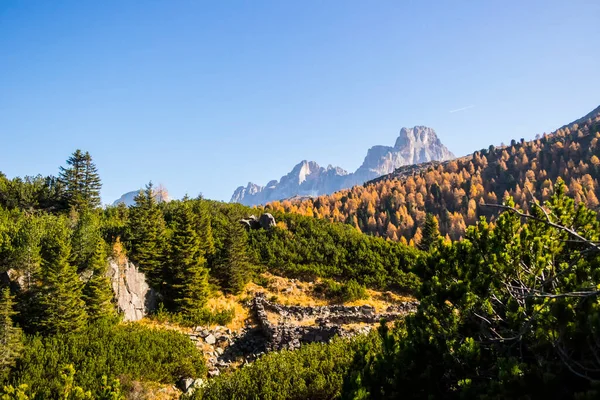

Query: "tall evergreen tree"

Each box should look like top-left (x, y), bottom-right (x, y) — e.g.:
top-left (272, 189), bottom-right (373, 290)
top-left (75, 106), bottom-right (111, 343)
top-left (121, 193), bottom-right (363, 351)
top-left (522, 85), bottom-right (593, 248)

top-left (83, 240), bottom-right (115, 322)
top-left (193, 199), bottom-right (215, 258)
top-left (217, 219), bottom-right (251, 294)
top-left (82, 152), bottom-right (102, 209)
top-left (39, 223), bottom-right (87, 334)
top-left (127, 183), bottom-right (166, 289)
top-left (0, 287), bottom-right (23, 381)
top-left (418, 213), bottom-right (440, 251)
top-left (70, 210), bottom-right (101, 272)
top-left (59, 150), bottom-right (102, 211)
top-left (167, 201), bottom-right (209, 316)
top-left (10, 216), bottom-right (43, 291)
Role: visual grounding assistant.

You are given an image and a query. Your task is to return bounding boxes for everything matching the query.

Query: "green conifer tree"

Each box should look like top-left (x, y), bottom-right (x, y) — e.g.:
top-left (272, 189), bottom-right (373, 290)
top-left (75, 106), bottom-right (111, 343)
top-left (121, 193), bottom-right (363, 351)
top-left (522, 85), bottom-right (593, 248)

top-left (81, 152), bottom-right (102, 209)
top-left (168, 201), bottom-right (210, 317)
top-left (83, 240), bottom-right (115, 322)
top-left (127, 183), bottom-right (166, 289)
top-left (217, 220), bottom-right (251, 294)
top-left (39, 223), bottom-right (87, 334)
top-left (10, 216), bottom-right (43, 291)
top-left (0, 288), bottom-right (23, 381)
top-left (70, 210), bottom-right (101, 272)
top-left (418, 213), bottom-right (441, 251)
top-left (59, 150), bottom-right (102, 211)
top-left (193, 200), bottom-right (215, 258)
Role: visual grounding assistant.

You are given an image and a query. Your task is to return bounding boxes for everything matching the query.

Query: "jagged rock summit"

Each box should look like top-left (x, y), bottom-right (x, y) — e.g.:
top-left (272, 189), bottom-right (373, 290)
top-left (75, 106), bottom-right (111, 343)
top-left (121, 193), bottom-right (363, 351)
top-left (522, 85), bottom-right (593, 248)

top-left (113, 184), bottom-right (171, 207)
top-left (231, 126), bottom-right (454, 206)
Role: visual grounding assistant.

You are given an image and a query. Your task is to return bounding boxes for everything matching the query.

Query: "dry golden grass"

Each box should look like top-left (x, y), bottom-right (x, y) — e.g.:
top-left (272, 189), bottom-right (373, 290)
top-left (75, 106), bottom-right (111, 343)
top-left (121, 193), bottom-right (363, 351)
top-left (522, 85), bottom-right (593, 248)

top-left (120, 378), bottom-right (179, 400)
top-left (205, 293), bottom-right (249, 331)
top-left (136, 273), bottom-right (414, 334)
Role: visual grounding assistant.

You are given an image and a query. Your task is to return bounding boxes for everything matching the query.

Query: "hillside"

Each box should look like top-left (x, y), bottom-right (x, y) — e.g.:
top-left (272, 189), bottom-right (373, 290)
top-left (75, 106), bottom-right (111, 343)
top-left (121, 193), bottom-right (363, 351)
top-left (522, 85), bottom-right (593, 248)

top-left (266, 106), bottom-right (600, 243)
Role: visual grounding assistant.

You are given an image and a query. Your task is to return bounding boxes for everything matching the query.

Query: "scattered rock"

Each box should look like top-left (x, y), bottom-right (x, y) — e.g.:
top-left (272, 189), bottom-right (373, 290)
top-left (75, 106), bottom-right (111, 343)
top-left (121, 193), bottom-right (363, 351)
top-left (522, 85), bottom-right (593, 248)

top-left (204, 334), bottom-right (216, 345)
top-left (177, 378), bottom-right (195, 393)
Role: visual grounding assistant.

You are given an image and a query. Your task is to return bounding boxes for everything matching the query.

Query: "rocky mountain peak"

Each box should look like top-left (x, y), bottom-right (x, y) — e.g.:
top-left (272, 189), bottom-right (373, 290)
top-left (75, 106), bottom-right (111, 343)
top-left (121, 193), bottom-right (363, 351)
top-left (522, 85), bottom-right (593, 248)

top-left (395, 126), bottom-right (442, 149)
top-left (230, 125), bottom-right (454, 206)
top-left (113, 185), bottom-right (171, 207)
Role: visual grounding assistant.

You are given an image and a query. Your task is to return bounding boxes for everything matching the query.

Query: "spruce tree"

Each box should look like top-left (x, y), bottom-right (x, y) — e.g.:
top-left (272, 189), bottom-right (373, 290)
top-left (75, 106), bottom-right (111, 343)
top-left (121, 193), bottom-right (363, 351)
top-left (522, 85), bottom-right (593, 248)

top-left (83, 240), bottom-right (115, 322)
top-left (70, 210), bottom-right (101, 272)
top-left (168, 201), bottom-right (209, 317)
top-left (218, 219), bottom-right (251, 294)
top-left (82, 151), bottom-right (102, 209)
top-left (39, 223), bottom-right (87, 334)
top-left (10, 216), bottom-right (43, 291)
top-left (127, 183), bottom-right (166, 289)
top-left (0, 287), bottom-right (23, 381)
top-left (193, 199), bottom-right (215, 258)
top-left (418, 213), bottom-right (441, 251)
top-left (59, 150), bottom-right (102, 210)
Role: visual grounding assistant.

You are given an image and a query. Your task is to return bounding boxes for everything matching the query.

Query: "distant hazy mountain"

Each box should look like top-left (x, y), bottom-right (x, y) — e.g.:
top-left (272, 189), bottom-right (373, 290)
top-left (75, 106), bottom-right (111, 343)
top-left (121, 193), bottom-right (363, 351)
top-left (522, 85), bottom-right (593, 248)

top-left (231, 126), bottom-right (454, 206)
top-left (113, 185), bottom-right (171, 207)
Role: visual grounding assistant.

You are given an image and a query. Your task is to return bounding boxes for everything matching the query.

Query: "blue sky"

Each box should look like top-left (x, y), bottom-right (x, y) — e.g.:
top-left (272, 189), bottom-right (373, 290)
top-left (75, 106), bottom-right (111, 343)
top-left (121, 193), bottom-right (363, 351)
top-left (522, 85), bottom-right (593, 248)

top-left (1, 1), bottom-right (599, 203)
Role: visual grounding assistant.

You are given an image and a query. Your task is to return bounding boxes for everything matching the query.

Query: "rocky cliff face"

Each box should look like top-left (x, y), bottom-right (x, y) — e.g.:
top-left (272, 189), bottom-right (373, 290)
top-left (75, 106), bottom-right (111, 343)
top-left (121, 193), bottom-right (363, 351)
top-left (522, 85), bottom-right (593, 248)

top-left (231, 126), bottom-right (454, 206)
top-left (107, 256), bottom-right (156, 321)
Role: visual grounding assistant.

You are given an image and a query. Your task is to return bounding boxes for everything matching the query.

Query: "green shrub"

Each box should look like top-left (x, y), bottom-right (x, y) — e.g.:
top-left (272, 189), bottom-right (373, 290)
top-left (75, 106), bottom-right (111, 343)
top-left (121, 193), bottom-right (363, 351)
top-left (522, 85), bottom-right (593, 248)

top-left (8, 321), bottom-right (206, 398)
top-left (315, 279), bottom-right (368, 302)
top-left (151, 304), bottom-right (235, 327)
top-left (192, 335), bottom-right (380, 400)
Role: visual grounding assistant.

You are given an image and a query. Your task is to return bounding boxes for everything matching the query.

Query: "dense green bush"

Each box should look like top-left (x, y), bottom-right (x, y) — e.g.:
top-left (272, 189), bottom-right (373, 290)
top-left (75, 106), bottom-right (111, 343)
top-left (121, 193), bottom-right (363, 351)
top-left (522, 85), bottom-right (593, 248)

top-left (344, 183), bottom-right (600, 399)
top-left (315, 279), bottom-right (368, 302)
top-left (7, 321), bottom-right (206, 398)
top-left (247, 211), bottom-right (421, 292)
top-left (192, 335), bottom-right (380, 400)
top-left (151, 303), bottom-right (235, 327)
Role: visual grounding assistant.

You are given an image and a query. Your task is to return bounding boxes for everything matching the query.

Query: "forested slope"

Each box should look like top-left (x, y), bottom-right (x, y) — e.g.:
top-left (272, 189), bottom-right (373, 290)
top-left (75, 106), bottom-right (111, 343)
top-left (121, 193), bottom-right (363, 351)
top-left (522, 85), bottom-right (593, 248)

top-left (267, 107), bottom-right (600, 244)
top-left (0, 149), bottom-right (421, 397)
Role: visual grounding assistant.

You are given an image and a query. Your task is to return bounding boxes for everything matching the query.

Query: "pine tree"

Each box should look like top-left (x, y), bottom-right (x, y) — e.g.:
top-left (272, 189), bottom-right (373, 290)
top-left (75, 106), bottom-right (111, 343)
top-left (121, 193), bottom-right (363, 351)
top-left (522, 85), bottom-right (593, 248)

top-left (83, 240), bottom-right (115, 322)
top-left (217, 219), bottom-right (251, 294)
top-left (418, 213), bottom-right (440, 251)
top-left (127, 183), bottom-right (166, 289)
top-left (39, 223), bottom-right (87, 334)
top-left (168, 202), bottom-right (209, 317)
top-left (59, 150), bottom-right (102, 211)
top-left (0, 288), bottom-right (23, 381)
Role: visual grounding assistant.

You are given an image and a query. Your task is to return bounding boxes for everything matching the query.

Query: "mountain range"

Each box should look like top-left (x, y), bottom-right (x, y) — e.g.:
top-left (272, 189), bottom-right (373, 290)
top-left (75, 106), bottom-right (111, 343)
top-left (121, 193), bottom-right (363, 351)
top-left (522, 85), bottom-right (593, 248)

top-left (230, 126), bottom-right (455, 206)
top-left (265, 105), bottom-right (600, 243)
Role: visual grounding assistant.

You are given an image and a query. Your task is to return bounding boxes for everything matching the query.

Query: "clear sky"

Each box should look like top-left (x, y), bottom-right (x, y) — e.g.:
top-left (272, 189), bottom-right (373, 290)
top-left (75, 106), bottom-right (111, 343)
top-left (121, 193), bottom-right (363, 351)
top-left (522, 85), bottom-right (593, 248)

top-left (1, 1), bottom-right (599, 204)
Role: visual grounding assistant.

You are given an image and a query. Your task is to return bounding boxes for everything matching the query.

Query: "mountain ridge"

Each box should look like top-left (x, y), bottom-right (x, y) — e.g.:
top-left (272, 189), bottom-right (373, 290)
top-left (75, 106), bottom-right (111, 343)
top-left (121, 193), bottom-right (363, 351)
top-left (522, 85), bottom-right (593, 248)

top-left (231, 126), bottom-right (454, 205)
top-left (265, 105), bottom-right (600, 244)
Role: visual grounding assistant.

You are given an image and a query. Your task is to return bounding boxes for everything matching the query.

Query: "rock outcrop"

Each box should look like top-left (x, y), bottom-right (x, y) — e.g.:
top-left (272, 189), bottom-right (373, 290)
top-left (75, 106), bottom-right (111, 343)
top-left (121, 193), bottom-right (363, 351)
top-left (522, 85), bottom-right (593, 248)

top-left (184, 293), bottom-right (418, 380)
top-left (230, 126), bottom-right (454, 205)
top-left (252, 293), bottom-right (418, 351)
top-left (107, 257), bottom-right (157, 321)
top-left (240, 213), bottom-right (276, 230)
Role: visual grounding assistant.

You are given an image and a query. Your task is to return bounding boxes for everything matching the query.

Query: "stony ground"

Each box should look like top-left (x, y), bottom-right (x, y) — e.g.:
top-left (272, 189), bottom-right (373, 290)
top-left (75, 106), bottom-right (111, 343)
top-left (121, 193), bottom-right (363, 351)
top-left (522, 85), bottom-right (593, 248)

top-left (141, 273), bottom-right (417, 397)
